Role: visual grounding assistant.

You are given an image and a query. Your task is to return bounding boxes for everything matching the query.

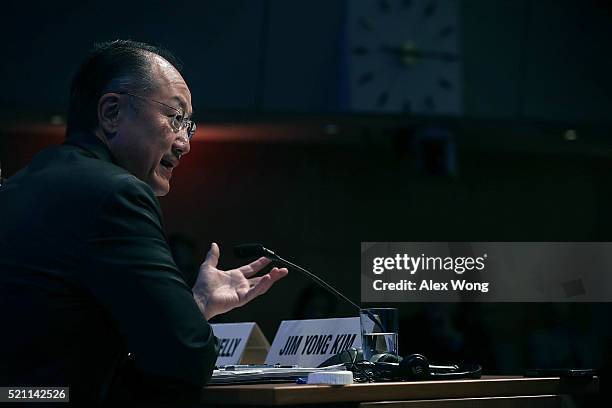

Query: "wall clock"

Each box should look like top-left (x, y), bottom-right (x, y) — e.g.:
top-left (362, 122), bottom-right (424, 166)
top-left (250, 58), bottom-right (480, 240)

top-left (347, 0), bottom-right (462, 115)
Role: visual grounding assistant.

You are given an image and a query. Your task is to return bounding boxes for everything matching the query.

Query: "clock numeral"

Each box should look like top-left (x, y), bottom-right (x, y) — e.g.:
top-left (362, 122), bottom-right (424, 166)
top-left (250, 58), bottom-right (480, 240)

top-left (352, 46), bottom-right (369, 56)
top-left (441, 52), bottom-right (459, 63)
top-left (357, 71), bottom-right (375, 86)
top-left (423, 1), bottom-right (437, 18)
top-left (402, 100), bottom-right (412, 113)
top-left (377, 0), bottom-right (391, 14)
top-left (439, 25), bottom-right (454, 39)
top-left (377, 91), bottom-right (390, 108)
top-left (424, 96), bottom-right (435, 111)
top-left (358, 17), bottom-right (375, 31)
top-left (438, 78), bottom-right (452, 91)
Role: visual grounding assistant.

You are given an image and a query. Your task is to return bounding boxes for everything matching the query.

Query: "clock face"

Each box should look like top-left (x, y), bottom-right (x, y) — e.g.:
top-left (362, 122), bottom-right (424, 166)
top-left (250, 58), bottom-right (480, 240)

top-left (347, 0), bottom-right (462, 115)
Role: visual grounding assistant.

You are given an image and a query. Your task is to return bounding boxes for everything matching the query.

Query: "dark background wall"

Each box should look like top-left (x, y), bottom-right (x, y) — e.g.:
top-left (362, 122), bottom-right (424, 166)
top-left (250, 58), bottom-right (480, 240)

top-left (2, 0), bottom-right (612, 120)
top-left (2, 0), bottom-right (612, 380)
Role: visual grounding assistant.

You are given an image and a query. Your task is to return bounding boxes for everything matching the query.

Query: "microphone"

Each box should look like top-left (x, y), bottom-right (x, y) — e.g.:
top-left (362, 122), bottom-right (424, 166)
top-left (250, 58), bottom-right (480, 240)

top-left (234, 243), bottom-right (362, 311)
top-left (234, 244), bottom-right (388, 354)
top-left (234, 244), bottom-right (276, 259)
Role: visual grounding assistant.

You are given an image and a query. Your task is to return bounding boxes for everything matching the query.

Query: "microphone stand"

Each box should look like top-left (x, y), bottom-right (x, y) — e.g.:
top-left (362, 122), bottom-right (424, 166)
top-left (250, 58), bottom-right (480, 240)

top-left (273, 254), bottom-right (362, 311)
top-left (236, 244), bottom-right (385, 332)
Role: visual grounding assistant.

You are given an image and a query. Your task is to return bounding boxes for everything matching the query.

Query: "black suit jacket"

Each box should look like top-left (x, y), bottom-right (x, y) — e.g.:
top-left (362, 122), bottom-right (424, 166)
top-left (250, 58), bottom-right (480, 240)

top-left (0, 132), bottom-right (218, 406)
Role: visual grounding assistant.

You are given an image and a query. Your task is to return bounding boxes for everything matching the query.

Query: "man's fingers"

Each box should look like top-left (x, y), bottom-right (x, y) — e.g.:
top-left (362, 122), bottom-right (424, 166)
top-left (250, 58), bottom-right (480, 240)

top-left (246, 267), bottom-right (288, 287)
top-left (247, 276), bottom-right (264, 288)
top-left (245, 267), bottom-right (288, 302)
top-left (203, 242), bottom-right (220, 268)
top-left (238, 257), bottom-right (271, 278)
top-left (269, 267), bottom-right (289, 281)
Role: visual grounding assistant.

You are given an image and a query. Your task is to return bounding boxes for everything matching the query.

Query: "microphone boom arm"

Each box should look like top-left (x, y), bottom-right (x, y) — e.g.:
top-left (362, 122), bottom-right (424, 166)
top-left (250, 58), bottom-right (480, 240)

top-left (234, 243), bottom-right (384, 333)
top-left (273, 255), bottom-right (362, 311)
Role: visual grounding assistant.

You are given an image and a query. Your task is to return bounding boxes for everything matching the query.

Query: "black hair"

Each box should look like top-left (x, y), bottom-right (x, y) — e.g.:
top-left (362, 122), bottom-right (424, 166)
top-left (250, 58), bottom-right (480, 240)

top-left (66, 39), bottom-right (183, 137)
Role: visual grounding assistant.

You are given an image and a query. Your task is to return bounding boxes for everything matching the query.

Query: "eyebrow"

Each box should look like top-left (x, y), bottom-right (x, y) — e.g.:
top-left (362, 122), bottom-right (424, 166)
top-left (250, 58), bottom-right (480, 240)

top-left (170, 96), bottom-right (193, 117)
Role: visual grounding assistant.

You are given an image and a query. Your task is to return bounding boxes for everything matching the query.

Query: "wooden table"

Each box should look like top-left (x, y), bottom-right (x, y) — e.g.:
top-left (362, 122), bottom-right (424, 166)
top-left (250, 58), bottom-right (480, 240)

top-left (200, 376), bottom-right (598, 407)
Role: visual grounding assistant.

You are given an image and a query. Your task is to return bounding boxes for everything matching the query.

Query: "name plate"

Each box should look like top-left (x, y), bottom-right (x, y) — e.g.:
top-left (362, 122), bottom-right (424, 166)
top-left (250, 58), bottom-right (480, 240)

top-left (265, 317), bottom-right (361, 367)
top-left (211, 322), bottom-right (270, 366)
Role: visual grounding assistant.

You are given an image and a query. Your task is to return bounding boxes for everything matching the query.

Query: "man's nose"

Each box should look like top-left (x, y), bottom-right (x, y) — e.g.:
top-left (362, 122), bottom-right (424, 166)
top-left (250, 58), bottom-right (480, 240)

top-left (173, 134), bottom-right (191, 157)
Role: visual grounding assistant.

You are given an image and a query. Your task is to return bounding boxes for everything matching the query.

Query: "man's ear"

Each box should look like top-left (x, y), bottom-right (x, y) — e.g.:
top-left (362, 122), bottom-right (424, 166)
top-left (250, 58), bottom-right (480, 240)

top-left (97, 93), bottom-right (121, 135)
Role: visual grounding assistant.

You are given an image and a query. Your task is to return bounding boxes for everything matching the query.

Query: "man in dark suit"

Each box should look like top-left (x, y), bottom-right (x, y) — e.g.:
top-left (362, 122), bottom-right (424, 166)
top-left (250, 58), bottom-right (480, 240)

top-left (0, 40), bottom-right (287, 406)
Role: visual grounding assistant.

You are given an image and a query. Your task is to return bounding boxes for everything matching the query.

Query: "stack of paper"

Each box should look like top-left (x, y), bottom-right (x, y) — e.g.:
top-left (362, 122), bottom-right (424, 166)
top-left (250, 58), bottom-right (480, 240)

top-left (209, 364), bottom-right (347, 385)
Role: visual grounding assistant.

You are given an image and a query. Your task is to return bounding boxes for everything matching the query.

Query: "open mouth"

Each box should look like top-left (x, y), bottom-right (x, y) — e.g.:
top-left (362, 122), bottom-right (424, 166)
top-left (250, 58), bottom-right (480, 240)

top-left (160, 158), bottom-right (174, 169)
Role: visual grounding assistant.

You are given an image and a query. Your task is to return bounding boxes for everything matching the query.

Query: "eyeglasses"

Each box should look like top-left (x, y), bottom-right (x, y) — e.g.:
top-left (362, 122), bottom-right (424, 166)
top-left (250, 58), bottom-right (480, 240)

top-left (116, 92), bottom-right (196, 140)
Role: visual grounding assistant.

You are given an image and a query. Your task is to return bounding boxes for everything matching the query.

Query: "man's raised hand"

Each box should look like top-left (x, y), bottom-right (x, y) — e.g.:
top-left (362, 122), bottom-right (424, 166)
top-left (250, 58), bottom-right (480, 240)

top-left (192, 243), bottom-right (288, 320)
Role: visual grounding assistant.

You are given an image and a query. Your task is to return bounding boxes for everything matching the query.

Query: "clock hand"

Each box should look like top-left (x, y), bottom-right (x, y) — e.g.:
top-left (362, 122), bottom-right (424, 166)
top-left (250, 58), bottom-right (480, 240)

top-left (381, 45), bottom-right (459, 63)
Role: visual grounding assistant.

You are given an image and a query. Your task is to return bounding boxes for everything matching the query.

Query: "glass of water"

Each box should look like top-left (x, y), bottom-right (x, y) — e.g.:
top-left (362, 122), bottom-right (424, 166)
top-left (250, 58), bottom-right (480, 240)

top-left (360, 308), bottom-right (399, 361)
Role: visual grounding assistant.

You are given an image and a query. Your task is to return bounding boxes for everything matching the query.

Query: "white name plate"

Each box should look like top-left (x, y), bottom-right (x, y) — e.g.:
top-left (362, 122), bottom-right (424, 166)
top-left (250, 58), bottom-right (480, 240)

top-left (265, 317), bottom-right (361, 367)
top-left (211, 322), bottom-right (270, 366)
